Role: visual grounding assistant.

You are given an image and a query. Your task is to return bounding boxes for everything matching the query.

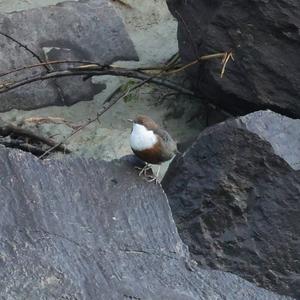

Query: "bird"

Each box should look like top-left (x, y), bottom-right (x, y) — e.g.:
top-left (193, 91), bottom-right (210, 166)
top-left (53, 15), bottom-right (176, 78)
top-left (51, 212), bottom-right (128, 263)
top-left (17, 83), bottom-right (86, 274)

top-left (128, 115), bottom-right (178, 182)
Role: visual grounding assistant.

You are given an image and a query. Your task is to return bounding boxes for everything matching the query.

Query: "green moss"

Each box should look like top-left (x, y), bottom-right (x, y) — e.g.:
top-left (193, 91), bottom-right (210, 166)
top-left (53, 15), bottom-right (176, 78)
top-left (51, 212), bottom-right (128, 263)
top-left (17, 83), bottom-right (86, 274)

top-left (120, 80), bottom-right (138, 103)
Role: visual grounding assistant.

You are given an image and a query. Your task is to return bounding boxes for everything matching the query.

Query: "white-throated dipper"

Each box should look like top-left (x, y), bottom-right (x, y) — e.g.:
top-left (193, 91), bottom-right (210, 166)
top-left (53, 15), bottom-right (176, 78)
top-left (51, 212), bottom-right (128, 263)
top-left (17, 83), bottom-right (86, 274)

top-left (128, 115), bottom-right (177, 182)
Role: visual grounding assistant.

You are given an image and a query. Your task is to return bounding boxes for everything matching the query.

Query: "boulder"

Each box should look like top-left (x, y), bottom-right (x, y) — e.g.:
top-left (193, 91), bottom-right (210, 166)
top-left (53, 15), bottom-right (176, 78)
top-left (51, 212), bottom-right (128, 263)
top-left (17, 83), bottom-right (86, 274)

top-left (0, 147), bottom-right (291, 299)
top-left (162, 111), bottom-right (300, 298)
top-left (0, 0), bottom-right (137, 111)
top-left (167, 0), bottom-right (300, 117)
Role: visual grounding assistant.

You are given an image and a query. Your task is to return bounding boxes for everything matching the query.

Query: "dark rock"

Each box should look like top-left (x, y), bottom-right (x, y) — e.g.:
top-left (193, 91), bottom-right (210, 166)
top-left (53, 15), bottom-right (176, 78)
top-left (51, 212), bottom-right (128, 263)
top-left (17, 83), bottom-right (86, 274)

top-left (167, 0), bottom-right (300, 117)
top-left (162, 111), bottom-right (300, 298)
top-left (0, 146), bottom-right (291, 299)
top-left (0, 0), bottom-right (137, 111)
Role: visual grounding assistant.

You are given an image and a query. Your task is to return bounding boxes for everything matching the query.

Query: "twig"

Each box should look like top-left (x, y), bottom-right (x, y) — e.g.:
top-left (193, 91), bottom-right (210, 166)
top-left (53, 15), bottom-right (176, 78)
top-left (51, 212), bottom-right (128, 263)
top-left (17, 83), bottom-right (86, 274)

top-left (0, 31), bottom-right (49, 72)
top-left (0, 137), bottom-right (45, 156)
top-left (156, 92), bottom-right (178, 105)
top-left (174, 10), bottom-right (200, 63)
top-left (0, 120), bottom-right (70, 153)
top-left (164, 53), bottom-right (180, 68)
top-left (0, 60), bottom-right (101, 79)
top-left (125, 51), bottom-right (232, 75)
top-left (103, 85), bottom-right (123, 104)
top-left (20, 116), bottom-right (82, 130)
top-left (110, 0), bottom-right (133, 8)
top-left (0, 67), bottom-right (196, 97)
top-left (165, 52), bottom-right (232, 75)
top-left (220, 51), bottom-right (234, 78)
top-left (80, 58), bottom-right (178, 81)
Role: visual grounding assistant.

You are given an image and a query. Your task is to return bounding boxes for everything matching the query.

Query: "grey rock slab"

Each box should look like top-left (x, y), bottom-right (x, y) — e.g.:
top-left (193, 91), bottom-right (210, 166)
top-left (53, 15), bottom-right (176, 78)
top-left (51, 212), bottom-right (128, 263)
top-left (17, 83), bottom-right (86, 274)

top-left (0, 0), bottom-right (137, 111)
top-left (0, 147), bottom-right (291, 299)
top-left (167, 0), bottom-right (300, 117)
top-left (162, 116), bottom-right (300, 298)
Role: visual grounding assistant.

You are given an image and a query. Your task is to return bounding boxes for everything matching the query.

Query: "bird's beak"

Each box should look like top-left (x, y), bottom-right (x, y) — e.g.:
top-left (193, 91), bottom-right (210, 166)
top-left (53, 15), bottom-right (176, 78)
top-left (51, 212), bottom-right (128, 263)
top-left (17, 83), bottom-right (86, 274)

top-left (127, 119), bottom-right (133, 123)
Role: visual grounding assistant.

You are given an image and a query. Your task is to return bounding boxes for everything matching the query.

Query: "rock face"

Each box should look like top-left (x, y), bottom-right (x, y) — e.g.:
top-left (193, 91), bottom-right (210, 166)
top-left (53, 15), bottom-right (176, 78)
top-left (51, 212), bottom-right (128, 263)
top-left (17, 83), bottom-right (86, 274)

top-left (167, 0), bottom-right (300, 117)
top-left (0, 147), bottom-right (291, 299)
top-left (0, 0), bottom-right (137, 111)
top-left (162, 111), bottom-right (300, 298)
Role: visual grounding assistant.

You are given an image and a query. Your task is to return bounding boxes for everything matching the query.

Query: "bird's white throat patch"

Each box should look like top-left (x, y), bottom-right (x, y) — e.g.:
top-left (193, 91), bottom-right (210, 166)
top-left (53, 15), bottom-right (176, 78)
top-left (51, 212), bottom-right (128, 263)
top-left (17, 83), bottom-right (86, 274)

top-left (130, 123), bottom-right (157, 151)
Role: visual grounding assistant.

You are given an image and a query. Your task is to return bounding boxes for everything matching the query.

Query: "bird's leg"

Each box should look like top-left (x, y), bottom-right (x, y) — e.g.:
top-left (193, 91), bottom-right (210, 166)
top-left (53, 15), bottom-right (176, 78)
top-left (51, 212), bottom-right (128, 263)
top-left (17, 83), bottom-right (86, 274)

top-left (156, 165), bottom-right (161, 178)
top-left (135, 164), bottom-right (161, 184)
top-left (140, 164), bottom-right (151, 177)
top-left (135, 163), bottom-right (152, 177)
top-left (145, 165), bottom-right (161, 184)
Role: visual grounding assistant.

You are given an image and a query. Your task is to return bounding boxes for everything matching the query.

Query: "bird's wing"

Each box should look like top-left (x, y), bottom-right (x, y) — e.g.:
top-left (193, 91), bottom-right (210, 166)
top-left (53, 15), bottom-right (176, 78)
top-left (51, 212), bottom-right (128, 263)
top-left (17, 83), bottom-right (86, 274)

top-left (153, 128), bottom-right (171, 142)
top-left (154, 128), bottom-right (177, 152)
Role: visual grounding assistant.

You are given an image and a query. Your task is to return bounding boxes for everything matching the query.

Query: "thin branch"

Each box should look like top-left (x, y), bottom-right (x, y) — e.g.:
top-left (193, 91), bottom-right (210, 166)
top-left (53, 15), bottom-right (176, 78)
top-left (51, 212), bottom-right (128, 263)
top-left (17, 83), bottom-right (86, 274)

top-left (156, 92), bottom-right (178, 105)
top-left (0, 120), bottom-right (70, 153)
top-left (174, 10), bottom-right (200, 63)
top-left (80, 57), bottom-right (178, 81)
top-left (110, 0), bottom-right (133, 8)
top-left (0, 137), bottom-right (45, 156)
top-left (0, 31), bottom-right (50, 72)
top-left (0, 60), bottom-right (101, 79)
top-left (19, 116), bottom-right (82, 130)
top-left (220, 51), bottom-right (234, 78)
top-left (102, 85), bottom-right (123, 104)
top-left (0, 67), bottom-right (195, 97)
top-left (165, 52), bottom-right (231, 74)
top-left (164, 52), bottom-right (180, 68)
top-left (122, 51), bottom-right (232, 75)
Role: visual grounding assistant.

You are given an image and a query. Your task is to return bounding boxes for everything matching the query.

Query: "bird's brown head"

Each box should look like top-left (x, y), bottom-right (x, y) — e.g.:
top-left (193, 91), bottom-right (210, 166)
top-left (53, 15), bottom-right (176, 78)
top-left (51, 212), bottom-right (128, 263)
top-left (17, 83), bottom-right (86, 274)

top-left (131, 115), bottom-right (159, 130)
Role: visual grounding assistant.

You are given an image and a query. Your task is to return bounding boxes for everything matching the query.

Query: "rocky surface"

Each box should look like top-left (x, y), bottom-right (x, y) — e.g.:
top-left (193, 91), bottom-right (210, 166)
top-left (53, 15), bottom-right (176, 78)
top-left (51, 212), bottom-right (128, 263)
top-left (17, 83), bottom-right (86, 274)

top-left (167, 0), bottom-right (300, 118)
top-left (0, 146), bottom-right (292, 300)
top-left (162, 111), bottom-right (300, 298)
top-left (0, 0), bottom-right (137, 111)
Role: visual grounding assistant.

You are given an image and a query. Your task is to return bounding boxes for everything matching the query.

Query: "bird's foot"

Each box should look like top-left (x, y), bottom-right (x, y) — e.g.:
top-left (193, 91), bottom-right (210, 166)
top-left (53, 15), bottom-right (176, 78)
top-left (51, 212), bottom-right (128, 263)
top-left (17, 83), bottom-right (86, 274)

top-left (144, 174), bottom-right (159, 184)
top-left (134, 164), bottom-right (160, 184)
top-left (135, 163), bottom-right (152, 177)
